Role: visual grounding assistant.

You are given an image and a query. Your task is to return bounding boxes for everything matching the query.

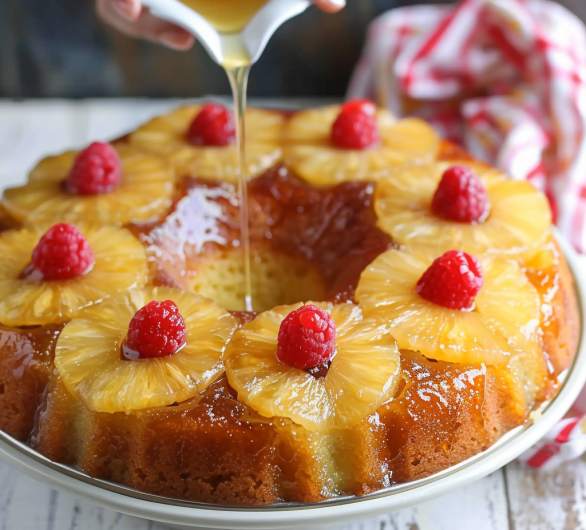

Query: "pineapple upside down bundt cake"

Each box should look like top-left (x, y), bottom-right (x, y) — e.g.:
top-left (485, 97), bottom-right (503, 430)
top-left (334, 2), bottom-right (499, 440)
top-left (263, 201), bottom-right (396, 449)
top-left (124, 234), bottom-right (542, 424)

top-left (0, 100), bottom-right (579, 505)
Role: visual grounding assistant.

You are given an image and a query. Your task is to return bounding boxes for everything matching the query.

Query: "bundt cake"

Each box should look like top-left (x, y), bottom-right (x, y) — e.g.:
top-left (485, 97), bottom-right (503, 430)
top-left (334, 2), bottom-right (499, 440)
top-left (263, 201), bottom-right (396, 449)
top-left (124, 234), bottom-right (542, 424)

top-left (0, 100), bottom-right (579, 506)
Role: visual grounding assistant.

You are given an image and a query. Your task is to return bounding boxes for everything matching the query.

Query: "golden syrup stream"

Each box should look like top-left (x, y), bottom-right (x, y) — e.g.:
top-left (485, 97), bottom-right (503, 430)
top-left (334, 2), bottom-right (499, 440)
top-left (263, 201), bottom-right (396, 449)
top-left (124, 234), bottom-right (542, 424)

top-left (225, 63), bottom-right (253, 311)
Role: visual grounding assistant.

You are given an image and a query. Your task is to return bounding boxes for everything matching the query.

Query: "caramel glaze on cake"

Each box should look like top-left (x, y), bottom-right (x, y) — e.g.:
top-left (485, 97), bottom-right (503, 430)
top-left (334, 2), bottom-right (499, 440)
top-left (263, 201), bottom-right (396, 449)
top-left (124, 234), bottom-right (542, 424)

top-left (30, 353), bottom-right (524, 504)
top-left (144, 164), bottom-right (392, 306)
top-left (0, 107), bottom-right (580, 506)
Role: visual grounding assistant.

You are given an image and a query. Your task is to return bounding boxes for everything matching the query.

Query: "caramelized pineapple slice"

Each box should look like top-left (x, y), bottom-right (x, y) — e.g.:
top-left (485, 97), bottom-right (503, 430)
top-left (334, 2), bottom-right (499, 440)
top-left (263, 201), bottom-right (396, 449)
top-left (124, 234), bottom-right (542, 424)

top-left (0, 225), bottom-right (148, 326)
top-left (375, 161), bottom-right (552, 259)
top-left (224, 302), bottom-right (400, 432)
top-left (28, 151), bottom-right (77, 183)
top-left (355, 248), bottom-right (542, 367)
top-left (129, 105), bottom-right (285, 183)
top-left (284, 105), bottom-right (439, 185)
top-left (2, 145), bottom-right (174, 226)
top-left (55, 287), bottom-right (237, 413)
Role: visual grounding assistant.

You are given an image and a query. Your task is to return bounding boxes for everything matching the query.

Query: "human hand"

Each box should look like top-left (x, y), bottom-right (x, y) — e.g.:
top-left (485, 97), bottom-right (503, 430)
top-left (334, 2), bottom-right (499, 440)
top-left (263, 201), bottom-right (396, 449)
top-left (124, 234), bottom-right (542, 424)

top-left (96, 0), bottom-right (345, 50)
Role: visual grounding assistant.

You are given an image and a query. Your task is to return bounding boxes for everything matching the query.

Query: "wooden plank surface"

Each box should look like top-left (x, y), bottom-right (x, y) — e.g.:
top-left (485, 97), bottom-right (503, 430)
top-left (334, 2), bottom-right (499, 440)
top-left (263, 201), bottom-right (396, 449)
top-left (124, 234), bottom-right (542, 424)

top-left (506, 460), bottom-right (586, 530)
top-left (0, 98), bottom-right (580, 530)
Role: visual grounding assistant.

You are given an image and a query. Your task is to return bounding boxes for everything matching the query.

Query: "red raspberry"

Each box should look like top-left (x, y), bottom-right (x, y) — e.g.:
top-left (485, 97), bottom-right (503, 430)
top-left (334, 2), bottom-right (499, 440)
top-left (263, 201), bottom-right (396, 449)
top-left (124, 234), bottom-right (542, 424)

top-left (122, 300), bottom-right (187, 360)
top-left (66, 142), bottom-right (122, 195)
top-left (277, 304), bottom-right (336, 370)
top-left (31, 223), bottom-right (95, 280)
top-left (432, 165), bottom-right (489, 223)
top-left (416, 250), bottom-right (484, 311)
top-left (331, 99), bottom-right (380, 150)
top-left (187, 104), bottom-right (236, 147)
top-left (340, 99), bottom-right (377, 116)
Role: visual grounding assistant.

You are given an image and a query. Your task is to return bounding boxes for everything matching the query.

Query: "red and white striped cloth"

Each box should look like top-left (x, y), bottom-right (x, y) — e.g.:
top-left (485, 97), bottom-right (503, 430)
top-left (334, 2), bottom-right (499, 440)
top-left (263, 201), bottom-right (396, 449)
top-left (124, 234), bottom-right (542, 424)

top-left (348, 0), bottom-right (586, 469)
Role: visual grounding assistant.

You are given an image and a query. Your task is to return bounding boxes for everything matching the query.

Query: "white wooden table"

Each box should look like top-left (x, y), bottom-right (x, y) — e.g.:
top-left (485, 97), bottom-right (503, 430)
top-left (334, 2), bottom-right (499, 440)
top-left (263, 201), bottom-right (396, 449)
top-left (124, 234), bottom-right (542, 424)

top-left (0, 99), bottom-right (584, 530)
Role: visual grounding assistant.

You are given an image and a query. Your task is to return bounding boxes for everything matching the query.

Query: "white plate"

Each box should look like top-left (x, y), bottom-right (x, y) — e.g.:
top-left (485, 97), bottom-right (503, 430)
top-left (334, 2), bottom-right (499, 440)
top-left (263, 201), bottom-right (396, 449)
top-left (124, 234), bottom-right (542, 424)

top-left (0, 233), bottom-right (583, 529)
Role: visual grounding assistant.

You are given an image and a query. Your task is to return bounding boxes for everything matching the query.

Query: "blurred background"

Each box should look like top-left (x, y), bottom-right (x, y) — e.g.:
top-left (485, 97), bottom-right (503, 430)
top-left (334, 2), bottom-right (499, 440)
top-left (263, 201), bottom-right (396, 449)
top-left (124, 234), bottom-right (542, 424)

top-left (2, 0), bottom-right (582, 99)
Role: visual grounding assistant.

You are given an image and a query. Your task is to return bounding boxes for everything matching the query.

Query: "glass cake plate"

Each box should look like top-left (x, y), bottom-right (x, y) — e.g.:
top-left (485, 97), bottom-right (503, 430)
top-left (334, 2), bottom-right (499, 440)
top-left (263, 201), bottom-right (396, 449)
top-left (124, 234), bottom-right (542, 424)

top-left (0, 100), bottom-right (584, 528)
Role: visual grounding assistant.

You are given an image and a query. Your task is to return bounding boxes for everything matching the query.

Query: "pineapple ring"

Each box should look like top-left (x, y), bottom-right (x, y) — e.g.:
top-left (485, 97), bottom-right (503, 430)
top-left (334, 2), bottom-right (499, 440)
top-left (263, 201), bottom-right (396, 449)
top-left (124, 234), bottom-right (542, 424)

top-left (284, 105), bottom-right (439, 185)
top-left (375, 161), bottom-right (552, 258)
top-left (224, 302), bottom-right (401, 432)
top-left (27, 151), bottom-right (77, 183)
top-left (0, 225), bottom-right (149, 326)
top-left (129, 105), bottom-right (285, 184)
top-left (2, 145), bottom-right (175, 226)
top-left (355, 248), bottom-right (542, 367)
top-left (55, 287), bottom-right (237, 413)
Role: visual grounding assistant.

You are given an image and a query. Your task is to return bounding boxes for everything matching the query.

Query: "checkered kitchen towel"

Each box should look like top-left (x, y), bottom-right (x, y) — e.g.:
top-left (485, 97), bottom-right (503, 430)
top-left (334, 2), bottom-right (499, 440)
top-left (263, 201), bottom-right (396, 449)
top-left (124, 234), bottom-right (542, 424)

top-left (348, 0), bottom-right (586, 468)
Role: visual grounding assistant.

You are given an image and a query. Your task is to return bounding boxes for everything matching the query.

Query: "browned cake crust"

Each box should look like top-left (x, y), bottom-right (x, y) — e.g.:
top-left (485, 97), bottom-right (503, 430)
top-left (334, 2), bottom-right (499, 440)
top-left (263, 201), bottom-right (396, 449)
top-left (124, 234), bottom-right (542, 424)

top-left (0, 136), bottom-right (579, 505)
top-left (378, 351), bottom-right (527, 483)
top-left (526, 238), bottom-right (580, 376)
top-left (29, 347), bottom-right (540, 504)
top-left (0, 325), bottom-right (60, 440)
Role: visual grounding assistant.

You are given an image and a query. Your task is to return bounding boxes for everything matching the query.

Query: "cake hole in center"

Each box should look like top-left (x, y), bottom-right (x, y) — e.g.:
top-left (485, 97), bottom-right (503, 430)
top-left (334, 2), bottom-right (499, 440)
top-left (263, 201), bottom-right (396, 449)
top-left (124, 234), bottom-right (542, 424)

top-left (160, 246), bottom-right (327, 313)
